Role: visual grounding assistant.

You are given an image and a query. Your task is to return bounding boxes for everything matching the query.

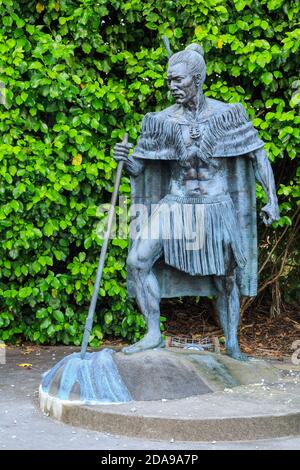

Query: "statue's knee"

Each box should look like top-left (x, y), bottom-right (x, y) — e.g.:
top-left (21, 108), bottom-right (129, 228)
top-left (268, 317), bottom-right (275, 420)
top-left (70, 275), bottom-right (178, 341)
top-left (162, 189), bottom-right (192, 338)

top-left (225, 277), bottom-right (235, 292)
top-left (214, 275), bottom-right (235, 295)
top-left (127, 250), bottom-right (139, 270)
top-left (127, 250), bottom-right (147, 272)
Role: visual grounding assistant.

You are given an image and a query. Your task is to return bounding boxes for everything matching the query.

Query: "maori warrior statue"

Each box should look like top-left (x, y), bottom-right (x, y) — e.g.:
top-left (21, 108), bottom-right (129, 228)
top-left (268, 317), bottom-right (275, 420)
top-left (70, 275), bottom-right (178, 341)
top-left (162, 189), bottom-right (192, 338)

top-left (113, 43), bottom-right (280, 360)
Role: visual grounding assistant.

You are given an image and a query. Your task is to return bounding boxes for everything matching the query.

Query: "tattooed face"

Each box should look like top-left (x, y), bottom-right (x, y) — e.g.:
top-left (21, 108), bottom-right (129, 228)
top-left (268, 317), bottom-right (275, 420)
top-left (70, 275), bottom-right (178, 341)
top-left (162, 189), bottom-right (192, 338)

top-left (167, 62), bottom-right (198, 106)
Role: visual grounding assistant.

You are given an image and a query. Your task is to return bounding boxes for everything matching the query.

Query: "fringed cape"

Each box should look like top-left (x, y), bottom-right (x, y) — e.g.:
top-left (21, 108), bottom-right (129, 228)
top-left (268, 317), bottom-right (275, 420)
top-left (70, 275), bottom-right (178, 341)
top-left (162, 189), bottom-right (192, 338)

top-left (127, 98), bottom-right (263, 298)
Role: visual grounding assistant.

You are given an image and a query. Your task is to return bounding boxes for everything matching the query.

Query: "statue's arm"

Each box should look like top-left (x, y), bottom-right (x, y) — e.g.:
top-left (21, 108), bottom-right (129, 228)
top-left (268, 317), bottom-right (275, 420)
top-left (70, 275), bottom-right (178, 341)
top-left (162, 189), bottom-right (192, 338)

top-left (124, 155), bottom-right (145, 177)
top-left (251, 147), bottom-right (280, 225)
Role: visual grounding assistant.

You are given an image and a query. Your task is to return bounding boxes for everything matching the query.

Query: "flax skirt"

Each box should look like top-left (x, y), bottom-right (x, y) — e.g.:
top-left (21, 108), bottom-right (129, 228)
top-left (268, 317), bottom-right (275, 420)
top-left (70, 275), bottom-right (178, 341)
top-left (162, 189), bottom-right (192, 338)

top-left (137, 193), bottom-right (246, 277)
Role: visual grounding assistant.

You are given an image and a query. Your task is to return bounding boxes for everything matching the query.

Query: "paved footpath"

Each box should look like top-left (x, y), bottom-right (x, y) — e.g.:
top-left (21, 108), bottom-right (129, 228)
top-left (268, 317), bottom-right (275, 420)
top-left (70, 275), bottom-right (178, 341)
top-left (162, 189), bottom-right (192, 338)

top-left (0, 346), bottom-right (299, 450)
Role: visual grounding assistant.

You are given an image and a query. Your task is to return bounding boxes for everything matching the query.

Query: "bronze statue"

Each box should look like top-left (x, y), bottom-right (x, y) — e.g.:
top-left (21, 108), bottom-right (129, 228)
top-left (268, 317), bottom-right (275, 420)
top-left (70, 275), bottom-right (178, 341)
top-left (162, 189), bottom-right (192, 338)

top-left (114, 43), bottom-right (280, 360)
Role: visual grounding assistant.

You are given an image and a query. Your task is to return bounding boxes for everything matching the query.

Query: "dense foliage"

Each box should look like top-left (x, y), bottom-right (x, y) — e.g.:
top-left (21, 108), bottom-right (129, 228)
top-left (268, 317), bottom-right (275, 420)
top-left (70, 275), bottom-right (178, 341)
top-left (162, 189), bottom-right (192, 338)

top-left (0, 0), bottom-right (299, 345)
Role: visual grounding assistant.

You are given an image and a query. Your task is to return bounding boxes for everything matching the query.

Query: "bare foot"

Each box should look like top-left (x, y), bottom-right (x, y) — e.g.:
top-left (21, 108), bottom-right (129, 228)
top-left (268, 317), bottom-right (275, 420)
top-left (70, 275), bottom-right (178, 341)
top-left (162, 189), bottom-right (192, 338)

top-left (122, 334), bottom-right (165, 355)
top-left (226, 347), bottom-right (248, 361)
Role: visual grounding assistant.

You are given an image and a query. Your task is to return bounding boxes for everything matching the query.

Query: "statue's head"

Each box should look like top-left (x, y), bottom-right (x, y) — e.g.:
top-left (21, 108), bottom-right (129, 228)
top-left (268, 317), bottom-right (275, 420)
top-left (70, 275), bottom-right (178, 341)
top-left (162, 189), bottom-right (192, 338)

top-left (167, 44), bottom-right (206, 105)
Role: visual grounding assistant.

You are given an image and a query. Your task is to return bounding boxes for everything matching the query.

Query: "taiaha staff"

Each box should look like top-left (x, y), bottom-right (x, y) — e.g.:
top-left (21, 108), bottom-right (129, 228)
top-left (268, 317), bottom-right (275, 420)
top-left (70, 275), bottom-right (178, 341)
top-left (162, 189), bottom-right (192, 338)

top-left (162, 35), bottom-right (172, 58)
top-left (80, 133), bottom-right (128, 359)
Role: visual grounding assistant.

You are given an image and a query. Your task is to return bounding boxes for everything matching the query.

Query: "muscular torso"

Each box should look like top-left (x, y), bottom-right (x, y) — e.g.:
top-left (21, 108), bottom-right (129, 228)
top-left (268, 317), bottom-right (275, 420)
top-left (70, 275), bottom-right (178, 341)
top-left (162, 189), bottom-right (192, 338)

top-left (169, 123), bottom-right (228, 198)
top-left (169, 161), bottom-right (227, 197)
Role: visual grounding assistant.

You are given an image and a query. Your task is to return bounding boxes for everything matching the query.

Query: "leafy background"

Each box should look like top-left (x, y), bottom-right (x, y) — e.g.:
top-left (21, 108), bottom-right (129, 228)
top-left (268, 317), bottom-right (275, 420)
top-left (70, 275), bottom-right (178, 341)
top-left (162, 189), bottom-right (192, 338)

top-left (0, 0), bottom-right (299, 346)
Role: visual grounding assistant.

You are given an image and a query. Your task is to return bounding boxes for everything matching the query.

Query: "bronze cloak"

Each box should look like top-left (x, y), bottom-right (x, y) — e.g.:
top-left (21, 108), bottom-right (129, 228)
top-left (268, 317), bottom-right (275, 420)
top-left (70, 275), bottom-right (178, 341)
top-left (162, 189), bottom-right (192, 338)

top-left (127, 98), bottom-right (263, 298)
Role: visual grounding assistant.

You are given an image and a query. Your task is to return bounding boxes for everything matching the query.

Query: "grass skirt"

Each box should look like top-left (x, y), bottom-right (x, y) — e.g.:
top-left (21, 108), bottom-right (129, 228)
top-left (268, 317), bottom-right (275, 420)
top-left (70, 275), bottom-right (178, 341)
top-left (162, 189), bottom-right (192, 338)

top-left (139, 193), bottom-right (246, 276)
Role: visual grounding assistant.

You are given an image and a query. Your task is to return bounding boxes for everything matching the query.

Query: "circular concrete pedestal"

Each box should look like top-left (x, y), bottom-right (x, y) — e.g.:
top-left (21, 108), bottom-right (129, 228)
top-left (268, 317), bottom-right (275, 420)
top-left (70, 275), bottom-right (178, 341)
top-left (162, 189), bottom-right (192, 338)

top-left (39, 349), bottom-right (300, 441)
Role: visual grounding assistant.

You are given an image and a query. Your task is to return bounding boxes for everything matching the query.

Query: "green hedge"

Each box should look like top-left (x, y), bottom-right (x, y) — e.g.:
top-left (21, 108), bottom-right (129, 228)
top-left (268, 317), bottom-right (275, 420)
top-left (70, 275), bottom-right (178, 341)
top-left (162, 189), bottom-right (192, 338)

top-left (0, 0), bottom-right (299, 345)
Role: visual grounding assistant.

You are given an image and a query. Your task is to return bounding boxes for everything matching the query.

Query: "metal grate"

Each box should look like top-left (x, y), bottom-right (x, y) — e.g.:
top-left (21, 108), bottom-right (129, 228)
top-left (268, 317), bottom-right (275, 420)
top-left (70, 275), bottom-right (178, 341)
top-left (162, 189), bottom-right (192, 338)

top-left (167, 335), bottom-right (214, 352)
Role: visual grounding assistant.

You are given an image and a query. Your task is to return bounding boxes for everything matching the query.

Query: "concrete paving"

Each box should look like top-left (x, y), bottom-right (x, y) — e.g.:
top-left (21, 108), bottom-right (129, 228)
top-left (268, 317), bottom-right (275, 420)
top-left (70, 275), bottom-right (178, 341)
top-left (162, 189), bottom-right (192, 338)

top-left (1, 346), bottom-right (300, 450)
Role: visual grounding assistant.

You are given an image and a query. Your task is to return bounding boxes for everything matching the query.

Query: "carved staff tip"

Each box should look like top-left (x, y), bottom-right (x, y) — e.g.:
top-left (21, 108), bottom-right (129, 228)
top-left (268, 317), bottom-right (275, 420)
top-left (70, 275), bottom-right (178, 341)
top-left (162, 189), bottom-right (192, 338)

top-left (162, 35), bottom-right (172, 58)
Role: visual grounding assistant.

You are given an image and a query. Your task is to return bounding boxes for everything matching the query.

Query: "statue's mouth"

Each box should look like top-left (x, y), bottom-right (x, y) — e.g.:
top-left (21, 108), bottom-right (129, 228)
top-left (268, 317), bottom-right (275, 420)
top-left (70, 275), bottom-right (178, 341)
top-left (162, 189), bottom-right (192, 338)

top-left (172, 93), bottom-right (184, 100)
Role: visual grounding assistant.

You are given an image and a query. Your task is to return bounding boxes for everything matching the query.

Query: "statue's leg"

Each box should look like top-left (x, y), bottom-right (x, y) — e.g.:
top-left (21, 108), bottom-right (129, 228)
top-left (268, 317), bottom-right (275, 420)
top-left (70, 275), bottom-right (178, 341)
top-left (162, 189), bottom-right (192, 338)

top-left (122, 236), bottom-right (163, 354)
top-left (213, 254), bottom-right (247, 361)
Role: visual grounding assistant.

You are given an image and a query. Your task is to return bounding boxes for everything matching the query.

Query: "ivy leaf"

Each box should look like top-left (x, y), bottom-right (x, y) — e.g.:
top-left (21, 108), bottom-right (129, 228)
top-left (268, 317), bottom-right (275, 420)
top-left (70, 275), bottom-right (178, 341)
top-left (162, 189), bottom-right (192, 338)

top-left (53, 311), bottom-right (64, 323)
top-left (290, 93), bottom-right (300, 108)
top-left (44, 222), bottom-right (54, 237)
top-left (19, 287), bottom-right (33, 299)
top-left (72, 154), bottom-right (83, 166)
top-left (104, 312), bottom-right (113, 325)
top-left (36, 3), bottom-right (45, 14)
top-left (261, 72), bottom-right (273, 85)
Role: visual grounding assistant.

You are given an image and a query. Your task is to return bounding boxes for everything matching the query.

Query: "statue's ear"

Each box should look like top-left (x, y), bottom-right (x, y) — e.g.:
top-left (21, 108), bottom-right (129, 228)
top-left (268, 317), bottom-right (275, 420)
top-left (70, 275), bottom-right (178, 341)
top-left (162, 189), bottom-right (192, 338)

top-left (194, 74), bottom-right (202, 88)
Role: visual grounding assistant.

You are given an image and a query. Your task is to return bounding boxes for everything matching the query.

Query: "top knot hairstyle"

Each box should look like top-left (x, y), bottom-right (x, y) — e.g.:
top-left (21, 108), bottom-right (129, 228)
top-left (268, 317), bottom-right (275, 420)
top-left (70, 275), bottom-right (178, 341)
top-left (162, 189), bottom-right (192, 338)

top-left (168, 43), bottom-right (206, 86)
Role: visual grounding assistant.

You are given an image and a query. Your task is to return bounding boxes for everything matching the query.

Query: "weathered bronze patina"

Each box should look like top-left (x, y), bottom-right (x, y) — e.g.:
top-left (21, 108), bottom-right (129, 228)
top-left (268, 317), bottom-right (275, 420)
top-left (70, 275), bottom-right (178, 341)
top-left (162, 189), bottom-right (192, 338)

top-left (114, 44), bottom-right (280, 360)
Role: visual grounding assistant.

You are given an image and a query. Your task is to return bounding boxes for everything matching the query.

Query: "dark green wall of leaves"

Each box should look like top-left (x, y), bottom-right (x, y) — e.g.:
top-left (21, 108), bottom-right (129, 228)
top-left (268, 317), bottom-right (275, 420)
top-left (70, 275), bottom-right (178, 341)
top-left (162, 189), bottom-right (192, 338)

top-left (0, 0), bottom-right (299, 345)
